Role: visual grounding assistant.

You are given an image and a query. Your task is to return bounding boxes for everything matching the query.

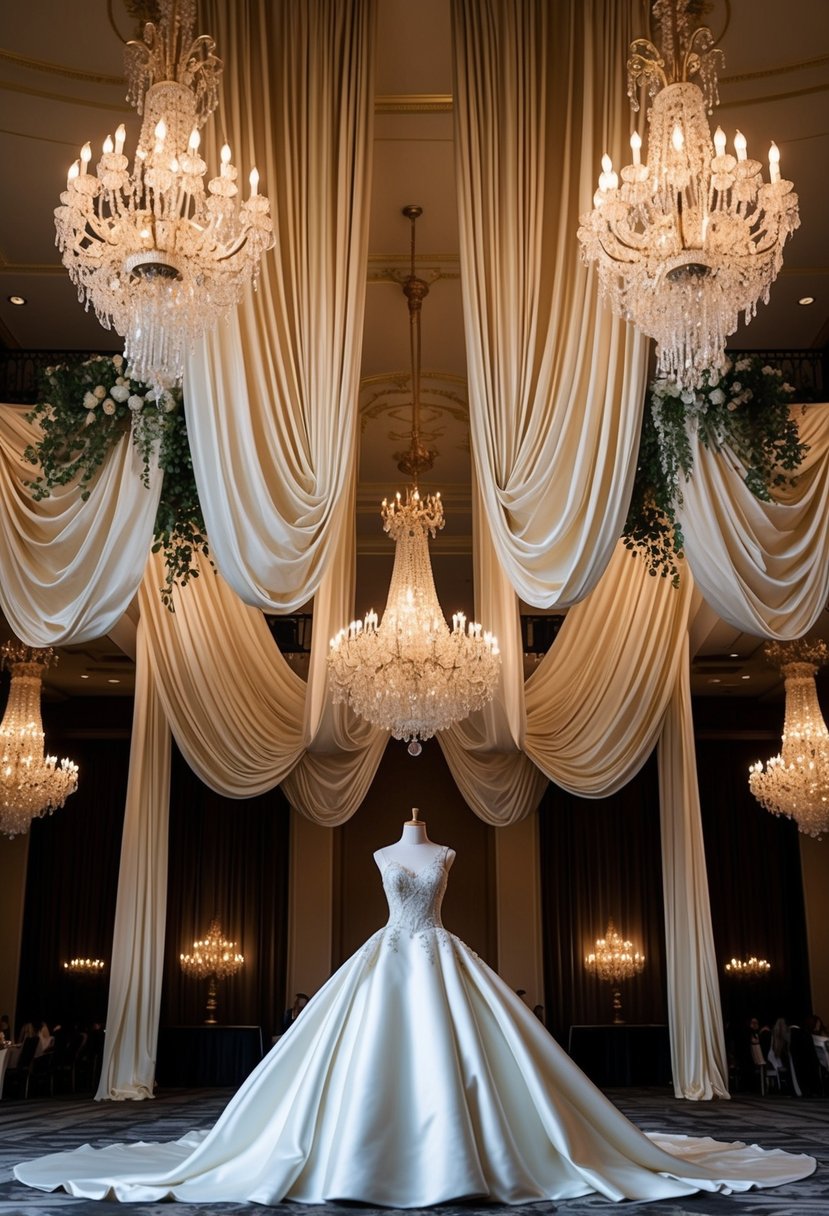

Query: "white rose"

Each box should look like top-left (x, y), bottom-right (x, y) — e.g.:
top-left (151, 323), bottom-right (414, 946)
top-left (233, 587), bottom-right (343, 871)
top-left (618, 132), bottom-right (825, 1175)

top-left (709, 388), bottom-right (726, 405)
top-left (102, 399), bottom-right (117, 415)
top-left (127, 394), bottom-right (144, 412)
top-left (735, 358), bottom-right (751, 372)
top-left (666, 380), bottom-right (681, 398)
top-left (680, 390), bottom-right (695, 405)
top-left (83, 391), bottom-right (97, 409)
top-left (782, 382), bottom-right (795, 394)
top-left (161, 392), bottom-right (177, 413)
top-left (731, 382), bottom-right (742, 393)
top-left (110, 384), bottom-right (130, 402)
top-left (85, 410), bottom-right (96, 426)
top-left (112, 355), bottom-right (123, 368)
top-left (93, 385), bottom-right (106, 399)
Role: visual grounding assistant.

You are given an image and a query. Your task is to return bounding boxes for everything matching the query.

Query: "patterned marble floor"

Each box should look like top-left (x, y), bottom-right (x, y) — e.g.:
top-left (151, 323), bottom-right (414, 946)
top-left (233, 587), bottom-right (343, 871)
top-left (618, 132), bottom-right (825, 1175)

top-left (0, 1087), bottom-right (825, 1216)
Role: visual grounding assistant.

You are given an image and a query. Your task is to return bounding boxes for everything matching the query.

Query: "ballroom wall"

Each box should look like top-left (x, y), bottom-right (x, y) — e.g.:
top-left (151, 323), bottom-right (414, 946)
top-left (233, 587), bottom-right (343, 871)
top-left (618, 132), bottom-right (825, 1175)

top-left (0, 690), bottom-right (825, 1044)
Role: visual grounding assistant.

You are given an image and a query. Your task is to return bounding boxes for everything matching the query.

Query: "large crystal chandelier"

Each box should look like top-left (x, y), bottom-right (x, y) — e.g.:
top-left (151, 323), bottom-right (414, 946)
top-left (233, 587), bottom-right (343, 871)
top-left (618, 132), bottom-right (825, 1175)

top-left (180, 918), bottom-right (244, 1025)
top-left (577, 0), bottom-right (799, 389)
top-left (584, 920), bottom-right (646, 1024)
top-left (724, 956), bottom-right (771, 980)
top-left (54, 0), bottom-right (273, 392)
top-left (328, 207), bottom-right (500, 756)
top-left (749, 640), bottom-right (829, 839)
top-left (0, 641), bottom-right (78, 838)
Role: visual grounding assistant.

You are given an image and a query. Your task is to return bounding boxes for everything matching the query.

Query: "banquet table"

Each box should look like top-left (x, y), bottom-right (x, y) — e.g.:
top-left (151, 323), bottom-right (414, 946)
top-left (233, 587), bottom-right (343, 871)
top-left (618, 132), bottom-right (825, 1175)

top-left (0, 1045), bottom-right (22, 1098)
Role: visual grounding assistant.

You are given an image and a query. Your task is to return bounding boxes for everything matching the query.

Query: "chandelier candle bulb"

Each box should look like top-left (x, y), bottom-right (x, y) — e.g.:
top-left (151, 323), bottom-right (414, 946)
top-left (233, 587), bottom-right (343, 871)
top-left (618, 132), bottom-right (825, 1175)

top-left (769, 142), bottom-right (781, 184)
top-left (630, 130), bottom-right (641, 165)
top-left (734, 130), bottom-right (747, 161)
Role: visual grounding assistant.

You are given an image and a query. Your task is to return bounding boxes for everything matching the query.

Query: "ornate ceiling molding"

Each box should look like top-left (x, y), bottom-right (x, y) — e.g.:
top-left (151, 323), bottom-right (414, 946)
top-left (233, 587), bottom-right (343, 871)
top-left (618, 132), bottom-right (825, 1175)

top-left (375, 94), bottom-right (452, 113)
top-left (0, 47), bottom-right (123, 86)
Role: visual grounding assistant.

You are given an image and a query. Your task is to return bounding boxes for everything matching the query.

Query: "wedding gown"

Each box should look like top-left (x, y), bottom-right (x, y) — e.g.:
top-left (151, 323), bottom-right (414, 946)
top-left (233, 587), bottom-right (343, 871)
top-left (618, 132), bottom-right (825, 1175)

top-left (15, 846), bottom-right (815, 1206)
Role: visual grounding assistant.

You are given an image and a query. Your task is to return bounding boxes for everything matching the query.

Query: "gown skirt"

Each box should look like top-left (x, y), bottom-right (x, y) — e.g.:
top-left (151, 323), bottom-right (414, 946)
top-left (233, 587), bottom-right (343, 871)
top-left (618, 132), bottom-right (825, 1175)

top-left (14, 854), bottom-right (816, 1207)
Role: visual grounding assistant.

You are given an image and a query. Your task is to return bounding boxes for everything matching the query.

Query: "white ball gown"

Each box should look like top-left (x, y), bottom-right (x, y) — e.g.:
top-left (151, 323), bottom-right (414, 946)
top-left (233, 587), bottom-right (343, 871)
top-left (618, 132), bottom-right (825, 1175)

top-left (15, 845), bottom-right (815, 1206)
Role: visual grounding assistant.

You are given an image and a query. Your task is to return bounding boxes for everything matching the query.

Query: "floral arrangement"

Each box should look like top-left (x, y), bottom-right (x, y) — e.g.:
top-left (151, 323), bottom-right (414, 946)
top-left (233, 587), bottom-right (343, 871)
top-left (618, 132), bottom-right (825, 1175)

top-left (25, 354), bottom-right (207, 608)
top-left (623, 355), bottom-right (806, 584)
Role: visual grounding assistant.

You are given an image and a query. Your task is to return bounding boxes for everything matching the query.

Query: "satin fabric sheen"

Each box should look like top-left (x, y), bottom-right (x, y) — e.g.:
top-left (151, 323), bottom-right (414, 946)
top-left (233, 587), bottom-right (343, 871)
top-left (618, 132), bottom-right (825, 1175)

top-left (15, 850), bottom-right (814, 1206)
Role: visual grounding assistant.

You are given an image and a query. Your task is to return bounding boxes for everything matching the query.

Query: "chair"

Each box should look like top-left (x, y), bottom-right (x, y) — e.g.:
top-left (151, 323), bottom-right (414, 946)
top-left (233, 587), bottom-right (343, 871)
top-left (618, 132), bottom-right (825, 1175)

top-left (55, 1030), bottom-right (88, 1094)
top-left (2, 1036), bottom-right (39, 1099)
top-left (28, 1047), bottom-right (56, 1097)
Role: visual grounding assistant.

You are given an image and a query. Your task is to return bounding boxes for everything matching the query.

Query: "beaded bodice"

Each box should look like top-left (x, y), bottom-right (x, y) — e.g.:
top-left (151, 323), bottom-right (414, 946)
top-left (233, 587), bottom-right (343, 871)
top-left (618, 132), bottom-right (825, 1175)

top-left (381, 846), bottom-right (448, 935)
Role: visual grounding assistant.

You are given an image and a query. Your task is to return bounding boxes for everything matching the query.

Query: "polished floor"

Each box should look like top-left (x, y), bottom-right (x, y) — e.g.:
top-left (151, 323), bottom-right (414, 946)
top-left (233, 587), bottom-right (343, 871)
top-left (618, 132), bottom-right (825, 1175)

top-left (0, 1086), bottom-right (825, 1215)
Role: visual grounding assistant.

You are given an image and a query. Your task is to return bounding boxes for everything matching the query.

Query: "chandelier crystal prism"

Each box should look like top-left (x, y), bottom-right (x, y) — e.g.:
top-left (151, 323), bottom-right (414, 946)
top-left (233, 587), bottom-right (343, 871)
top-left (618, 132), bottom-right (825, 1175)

top-left (328, 207), bottom-right (500, 755)
top-left (54, 0), bottom-right (274, 392)
top-left (577, 0), bottom-right (799, 389)
top-left (749, 640), bottom-right (829, 839)
top-left (0, 641), bottom-right (78, 838)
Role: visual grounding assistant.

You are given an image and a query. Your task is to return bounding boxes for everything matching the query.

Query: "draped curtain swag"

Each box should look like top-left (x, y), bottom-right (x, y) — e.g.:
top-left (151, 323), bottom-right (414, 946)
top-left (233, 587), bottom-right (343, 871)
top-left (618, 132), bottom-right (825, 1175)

top-left (1, 0), bottom-right (828, 1105)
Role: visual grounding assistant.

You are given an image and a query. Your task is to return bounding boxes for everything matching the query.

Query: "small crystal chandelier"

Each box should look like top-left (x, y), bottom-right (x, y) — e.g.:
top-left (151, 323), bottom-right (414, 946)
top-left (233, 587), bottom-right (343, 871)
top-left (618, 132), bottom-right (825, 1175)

top-left (63, 958), bottom-right (107, 976)
top-left (584, 920), bottom-right (646, 1024)
top-left (724, 956), bottom-right (771, 980)
top-left (749, 640), bottom-right (829, 839)
top-left (577, 0), bottom-right (799, 389)
top-left (0, 641), bottom-right (78, 839)
top-left (180, 918), bottom-right (244, 1025)
top-left (54, 0), bottom-right (274, 391)
top-left (328, 206), bottom-right (500, 756)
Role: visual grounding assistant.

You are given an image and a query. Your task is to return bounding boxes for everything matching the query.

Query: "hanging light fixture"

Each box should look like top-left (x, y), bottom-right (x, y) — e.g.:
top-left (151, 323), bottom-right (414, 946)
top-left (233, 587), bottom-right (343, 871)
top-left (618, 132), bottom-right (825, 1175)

top-left (0, 641), bottom-right (78, 838)
top-left (577, 0), bottom-right (799, 389)
top-left (180, 918), bottom-right (244, 1025)
top-left (584, 920), bottom-right (646, 1024)
top-left (54, 0), bottom-right (274, 392)
top-left (749, 640), bottom-right (829, 839)
top-left (328, 206), bottom-right (500, 756)
top-left (724, 956), bottom-right (771, 980)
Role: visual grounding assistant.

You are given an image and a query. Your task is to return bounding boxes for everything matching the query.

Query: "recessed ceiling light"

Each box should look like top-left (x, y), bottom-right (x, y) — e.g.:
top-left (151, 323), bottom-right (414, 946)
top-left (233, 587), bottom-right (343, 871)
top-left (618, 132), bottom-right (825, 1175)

top-left (741, 675), bottom-right (751, 680)
top-left (798, 296), bottom-right (815, 306)
top-left (80, 674), bottom-right (90, 680)
top-left (8, 295), bottom-right (26, 306)
top-left (107, 678), bottom-right (120, 684)
top-left (709, 678), bottom-right (721, 684)
top-left (729, 652), bottom-right (739, 658)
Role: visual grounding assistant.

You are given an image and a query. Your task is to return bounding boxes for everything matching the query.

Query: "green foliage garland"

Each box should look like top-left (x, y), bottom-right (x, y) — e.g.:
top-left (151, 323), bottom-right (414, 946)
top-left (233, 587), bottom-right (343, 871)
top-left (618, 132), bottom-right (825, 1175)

top-left (25, 354), bottom-right (208, 609)
top-left (623, 355), bottom-right (807, 585)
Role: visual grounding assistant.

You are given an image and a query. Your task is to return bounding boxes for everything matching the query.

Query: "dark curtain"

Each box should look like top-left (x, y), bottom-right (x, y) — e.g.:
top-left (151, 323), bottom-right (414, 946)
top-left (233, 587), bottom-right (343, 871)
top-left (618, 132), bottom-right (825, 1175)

top-left (17, 736), bottom-right (129, 1033)
top-left (160, 745), bottom-right (291, 1044)
top-left (696, 736), bottom-right (811, 1031)
top-left (539, 753), bottom-right (667, 1044)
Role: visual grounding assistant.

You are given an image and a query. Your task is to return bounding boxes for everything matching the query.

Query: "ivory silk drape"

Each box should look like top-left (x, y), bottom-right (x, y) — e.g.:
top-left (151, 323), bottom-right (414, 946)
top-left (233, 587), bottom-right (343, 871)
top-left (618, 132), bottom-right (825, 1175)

top-left (451, 0), bottom-right (649, 609)
top-left (185, 0), bottom-right (375, 614)
top-left (95, 620), bottom-right (171, 1101)
top-left (657, 652), bottom-right (730, 1101)
top-left (680, 404), bottom-right (829, 638)
top-left (0, 406), bottom-right (161, 646)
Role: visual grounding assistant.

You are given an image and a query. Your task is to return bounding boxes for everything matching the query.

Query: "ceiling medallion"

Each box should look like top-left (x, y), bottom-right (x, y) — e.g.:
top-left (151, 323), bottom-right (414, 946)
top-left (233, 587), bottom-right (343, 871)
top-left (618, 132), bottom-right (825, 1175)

top-left (54, 0), bottom-right (273, 391)
top-left (577, 0), bottom-right (799, 389)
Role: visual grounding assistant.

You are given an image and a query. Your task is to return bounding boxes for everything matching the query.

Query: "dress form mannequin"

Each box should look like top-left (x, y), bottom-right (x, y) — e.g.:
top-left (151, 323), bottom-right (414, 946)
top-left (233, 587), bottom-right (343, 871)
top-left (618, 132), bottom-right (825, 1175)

top-left (374, 807), bottom-right (456, 874)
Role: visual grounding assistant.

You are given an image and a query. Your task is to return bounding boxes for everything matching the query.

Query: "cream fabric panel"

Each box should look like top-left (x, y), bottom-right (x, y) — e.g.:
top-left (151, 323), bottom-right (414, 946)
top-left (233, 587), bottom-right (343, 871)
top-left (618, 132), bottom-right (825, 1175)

top-left (680, 405), bottom-right (829, 638)
top-left (185, 0), bottom-right (375, 611)
top-left (96, 620), bottom-right (171, 1100)
top-left (0, 405), bottom-right (161, 646)
top-left (452, 0), bottom-right (648, 608)
top-left (524, 546), bottom-right (694, 796)
top-left (657, 650), bottom-right (730, 1101)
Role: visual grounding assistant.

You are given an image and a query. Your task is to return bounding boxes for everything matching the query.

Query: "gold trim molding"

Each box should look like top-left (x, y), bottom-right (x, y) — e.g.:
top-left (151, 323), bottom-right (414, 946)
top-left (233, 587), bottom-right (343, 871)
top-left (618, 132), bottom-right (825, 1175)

top-left (0, 47), bottom-right (122, 87)
top-left (376, 93), bottom-right (453, 114)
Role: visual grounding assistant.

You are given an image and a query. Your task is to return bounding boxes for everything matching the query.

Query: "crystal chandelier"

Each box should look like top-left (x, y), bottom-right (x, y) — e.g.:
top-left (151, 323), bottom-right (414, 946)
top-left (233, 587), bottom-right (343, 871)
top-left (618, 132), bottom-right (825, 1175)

top-left (724, 956), bottom-right (771, 980)
top-left (0, 641), bottom-right (78, 839)
top-left (584, 920), bottom-right (646, 1024)
top-left (577, 0), bottom-right (799, 389)
top-left (180, 918), bottom-right (244, 1025)
top-left (749, 640), bottom-right (829, 839)
top-left (63, 958), bottom-right (107, 976)
top-left (54, 0), bottom-right (274, 392)
top-left (328, 206), bottom-right (500, 756)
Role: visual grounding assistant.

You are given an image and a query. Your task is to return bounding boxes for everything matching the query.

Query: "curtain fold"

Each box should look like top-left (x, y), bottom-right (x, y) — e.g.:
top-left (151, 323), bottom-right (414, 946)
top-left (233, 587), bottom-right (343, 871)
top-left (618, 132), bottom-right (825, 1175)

top-left (185, 0), bottom-right (376, 611)
top-left (451, 0), bottom-right (648, 609)
top-left (680, 404), bottom-right (829, 638)
top-left (0, 405), bottom-right (161, 646)
top-left (96, 620), bottom-right (171, 1100)
top-left (657, 648), bottom-right (729, 1101)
